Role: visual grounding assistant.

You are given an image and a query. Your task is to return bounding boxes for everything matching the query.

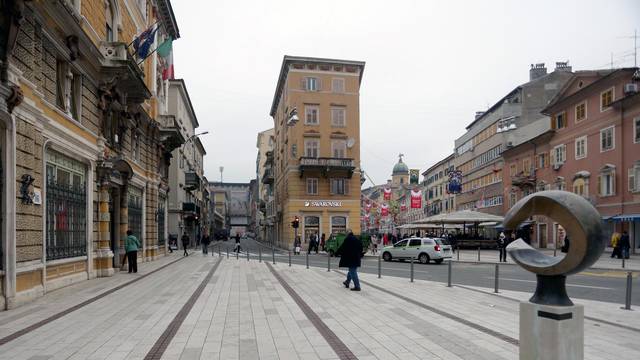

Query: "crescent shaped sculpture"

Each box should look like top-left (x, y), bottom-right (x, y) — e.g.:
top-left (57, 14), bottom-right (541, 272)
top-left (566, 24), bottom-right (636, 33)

top-left (503, 190), bottom-right (605, 305)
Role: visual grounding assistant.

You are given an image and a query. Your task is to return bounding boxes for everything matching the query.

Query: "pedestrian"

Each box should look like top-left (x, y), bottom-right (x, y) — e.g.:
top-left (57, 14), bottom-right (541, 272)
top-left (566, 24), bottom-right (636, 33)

top-left (201, 233), bottom-right (210, 255)
top-left (181, 232), bottom-right (190, 256)
top-left (308, 233), bottom-right (316, 254)
top-left (372, 235), bottom-right (378, 255)
top-left (561, 234), bottom-right (570, 253)
top-left (383, 233), bottom-right (388, 246)
top-left (497, 231), bottom-right (507, 262)
top-left (620, 231), bottom-right (631, 259)
top-left (234, 233), bottom-right (242, 253)
top-left (338, 230), bottom-right (363, 291)
top-left (124, 230), bottom-right (140, 273)
top-left (294, 236), bottom-right (301, 255)
top-left (611, 232), bottom-right (621, 258)
top-left (168, 235), bottom-right (175, 253)
top-left (320, 233), bottom-right (326, 252)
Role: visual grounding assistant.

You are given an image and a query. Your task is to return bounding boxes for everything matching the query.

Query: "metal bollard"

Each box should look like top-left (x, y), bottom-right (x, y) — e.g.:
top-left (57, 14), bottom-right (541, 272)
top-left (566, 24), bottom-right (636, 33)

top-left (327, 251), bottom-right (331, 272)
top-left (218, 245), bottom-right (221, 257)
top-left (378, 254), bottom-right (381, 278)
top-left (410, 257), bottom-right (414, 283)
top-left (494, 263), bottom-right (499, 293)
top-left (622, 258), bottom-right (626, 269)
top-left (236, 249), bottom-right (239, 260)
top-left (289, 250), bottom-right (291, 267)
top-left (247, 250), bottom-right (250, 261)
top-left (447, 260), bottom-right (452, 287)
top-left (624, 272), bottom-right (633, 310)
top-left (226, 247), bottom-right (229, 259)
top-left (259, 248), bottom-right (262, 262)
top-left (553, 247), bottom-right (557, 257)
top-left (477, 247), bottom-right (481, 262)
top-left (306, 252), bottom-right (309, 269)
top-left (272, 248), bottom-right (275, 264)
top-left (456, 246), bottom-right (460, 261)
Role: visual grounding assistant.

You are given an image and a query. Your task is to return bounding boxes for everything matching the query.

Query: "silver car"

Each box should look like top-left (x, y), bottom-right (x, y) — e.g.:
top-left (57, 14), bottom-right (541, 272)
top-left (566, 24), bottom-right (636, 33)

top-left (381, 237), bottom-right (453, 264)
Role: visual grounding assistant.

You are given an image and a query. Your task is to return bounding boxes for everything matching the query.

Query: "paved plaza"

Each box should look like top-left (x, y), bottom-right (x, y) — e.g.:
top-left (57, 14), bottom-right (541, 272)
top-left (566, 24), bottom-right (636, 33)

top-left (0, 248), bottom-right (638, 360)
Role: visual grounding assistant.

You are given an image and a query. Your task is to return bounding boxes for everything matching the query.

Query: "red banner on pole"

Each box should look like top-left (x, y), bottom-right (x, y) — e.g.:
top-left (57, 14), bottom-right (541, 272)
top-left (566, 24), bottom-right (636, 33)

top-left (410, 189), bottom-right (422, 209)
top-left (383, 188), bottom-right (391, 200)
top-left (381, 203), bottom-right (389, 216)
top-left (400, 204), bottom-right (407, 212)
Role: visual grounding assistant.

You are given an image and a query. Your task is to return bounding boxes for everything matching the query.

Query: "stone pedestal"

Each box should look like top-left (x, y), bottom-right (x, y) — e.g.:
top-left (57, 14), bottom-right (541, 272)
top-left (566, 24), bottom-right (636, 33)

top-left (520, 302), bottom-right (583, 360)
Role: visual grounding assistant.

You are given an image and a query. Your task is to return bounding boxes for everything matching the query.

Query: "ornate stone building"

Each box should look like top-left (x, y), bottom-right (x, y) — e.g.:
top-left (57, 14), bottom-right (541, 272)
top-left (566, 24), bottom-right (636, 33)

top-left (0, 0), bottom-right (185, 310)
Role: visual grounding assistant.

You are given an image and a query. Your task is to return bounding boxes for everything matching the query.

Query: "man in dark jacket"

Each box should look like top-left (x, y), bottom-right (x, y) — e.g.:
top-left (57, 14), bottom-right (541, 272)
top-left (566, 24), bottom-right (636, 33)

top-left (181, 233), bottom-right (190, 256)
top-left (338, 230), bottom-right (363, 291)
top-left (620, 231), bottom-right (631, 259)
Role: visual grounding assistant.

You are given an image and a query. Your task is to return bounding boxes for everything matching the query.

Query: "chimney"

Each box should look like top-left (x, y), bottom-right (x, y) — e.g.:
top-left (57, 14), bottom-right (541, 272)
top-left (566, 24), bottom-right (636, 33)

top-left (554, 61), bottom-right (572, 72)
top-left (475, 111), bottom-right (485, 119)
top-left (529, 63), bottom-right (547, 81)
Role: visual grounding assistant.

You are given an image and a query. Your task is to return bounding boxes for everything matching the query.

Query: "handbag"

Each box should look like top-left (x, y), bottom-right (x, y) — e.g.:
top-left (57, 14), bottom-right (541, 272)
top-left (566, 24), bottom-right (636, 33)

top-left (295, 246), bottom-right (301, 253)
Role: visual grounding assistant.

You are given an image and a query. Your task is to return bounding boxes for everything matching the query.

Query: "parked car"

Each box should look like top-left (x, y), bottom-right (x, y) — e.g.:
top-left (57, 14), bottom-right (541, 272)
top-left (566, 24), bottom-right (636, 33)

top-left (381, 237), bottom-right (452, 264)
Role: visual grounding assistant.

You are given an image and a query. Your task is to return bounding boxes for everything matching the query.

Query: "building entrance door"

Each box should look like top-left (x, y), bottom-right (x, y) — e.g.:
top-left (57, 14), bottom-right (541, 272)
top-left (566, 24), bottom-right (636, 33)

top-left (304, 216), bottom-right (320, 243)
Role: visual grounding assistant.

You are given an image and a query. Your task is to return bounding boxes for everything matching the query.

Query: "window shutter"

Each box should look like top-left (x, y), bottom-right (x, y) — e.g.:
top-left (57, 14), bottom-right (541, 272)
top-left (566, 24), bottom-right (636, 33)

top-left (550, 150), bottom-right (555, 165)
top-left (629, 168), bottom-right (636, 192)
top-left (301, 77), bottom-right (307, 90)
top-left (597, 175), bottom-right (602, 196)
top-left (316, 78), bottom-right (322, 91)
top-left (612, 170), bottom-right (616, 195)
top-left (551, 115), bottom-right (557, 130)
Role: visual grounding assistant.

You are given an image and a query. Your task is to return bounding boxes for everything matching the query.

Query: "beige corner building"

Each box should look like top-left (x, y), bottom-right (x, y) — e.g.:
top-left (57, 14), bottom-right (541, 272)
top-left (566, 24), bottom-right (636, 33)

top-left (269, 56), bottom-right (365, 248)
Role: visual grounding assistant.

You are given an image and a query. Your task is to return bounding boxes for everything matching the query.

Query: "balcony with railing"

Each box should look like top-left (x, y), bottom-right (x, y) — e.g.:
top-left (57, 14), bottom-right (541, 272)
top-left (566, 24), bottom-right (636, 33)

top-left (262, 167), bottom-right (274, 184)
top-left (99, 42), bottom-right (151, 104)
top-left (511, 171), bottom-right (536, 188)
top-left (184, 172), bottom-right (201, 191)
top-left (299, 157), bottom-right (356, 178)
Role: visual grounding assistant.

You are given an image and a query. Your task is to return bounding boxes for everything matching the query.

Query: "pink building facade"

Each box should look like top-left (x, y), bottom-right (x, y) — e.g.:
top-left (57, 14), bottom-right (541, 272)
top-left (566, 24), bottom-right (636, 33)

top-left (504, 68), bottom-right (640, 250)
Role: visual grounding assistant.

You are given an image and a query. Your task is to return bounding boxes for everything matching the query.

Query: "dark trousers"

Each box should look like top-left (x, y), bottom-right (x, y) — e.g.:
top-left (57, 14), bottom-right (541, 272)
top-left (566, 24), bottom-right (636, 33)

top-left (183, 244), bottom-right (189, 256)
top-left (499, 248), bottom-right (507, 262)
top-left (611, 247), bottom-right (621, 258)
top-left (127, 251), bottom-right (137, 273)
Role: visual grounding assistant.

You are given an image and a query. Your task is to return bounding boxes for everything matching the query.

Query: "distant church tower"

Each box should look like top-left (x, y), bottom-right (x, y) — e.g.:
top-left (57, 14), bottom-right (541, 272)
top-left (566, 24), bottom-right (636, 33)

top-left (391, 154), bottom-right (409, 188)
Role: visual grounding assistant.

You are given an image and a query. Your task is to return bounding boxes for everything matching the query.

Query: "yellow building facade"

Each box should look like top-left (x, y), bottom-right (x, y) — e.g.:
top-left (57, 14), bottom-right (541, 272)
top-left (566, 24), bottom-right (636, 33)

top-left (269, 56), bottom-right (365, 248)
top-left (0, 0), bottom-right (184, 309)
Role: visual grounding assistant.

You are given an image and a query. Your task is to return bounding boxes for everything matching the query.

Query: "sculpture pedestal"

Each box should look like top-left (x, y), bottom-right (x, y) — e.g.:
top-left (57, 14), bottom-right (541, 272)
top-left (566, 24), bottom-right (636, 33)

top-left (520, 302), bottom-right (583, 360)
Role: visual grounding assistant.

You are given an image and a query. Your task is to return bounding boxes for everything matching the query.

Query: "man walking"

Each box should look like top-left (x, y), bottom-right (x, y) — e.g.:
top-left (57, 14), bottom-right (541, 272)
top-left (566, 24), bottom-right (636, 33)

top-left (611, 232), bottom-right (621, 258)
top-left (497, 231), bottom-right (507, 262)
top-left (234, 233), bottom-right (242, 253)
top-left (181, 232), bottom-right (190, 256)
top-left (124, 230), bottom-right (140, 273)
top-left (201, 233), bottom-right (210, 255)
top-left (620, 231), bottom-right (631, 259)
top-left (338, 230), bottom-right (363, 291)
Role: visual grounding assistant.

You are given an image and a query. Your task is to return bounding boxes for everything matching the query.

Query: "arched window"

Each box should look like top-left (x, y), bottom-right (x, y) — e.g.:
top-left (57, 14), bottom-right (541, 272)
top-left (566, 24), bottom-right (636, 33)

top-left (572, 171), bottom-right (590, 197)
top-left (331, 216), bottom-right (347, 234)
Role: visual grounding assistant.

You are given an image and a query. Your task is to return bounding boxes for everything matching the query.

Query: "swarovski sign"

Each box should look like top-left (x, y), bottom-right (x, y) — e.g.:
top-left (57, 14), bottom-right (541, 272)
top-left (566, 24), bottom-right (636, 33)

top-left (304, 200), bottom-right (343, 207)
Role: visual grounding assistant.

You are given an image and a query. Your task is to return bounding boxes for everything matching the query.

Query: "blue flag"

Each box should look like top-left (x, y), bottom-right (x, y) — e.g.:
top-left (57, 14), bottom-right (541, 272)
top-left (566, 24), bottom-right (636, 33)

top-left (136, 27), bottom-right (158, 60)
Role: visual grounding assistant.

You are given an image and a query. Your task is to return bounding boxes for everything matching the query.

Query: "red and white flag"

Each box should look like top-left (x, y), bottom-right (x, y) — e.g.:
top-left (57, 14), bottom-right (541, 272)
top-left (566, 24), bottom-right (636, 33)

top-left (410, 188), bottom-right (422, 209)
top-left (383, 187), bottom-right (392, 200)
top-left (381, 203), bottom-right (389, 216)
top-left (401, 204), bottom-right (407, 212)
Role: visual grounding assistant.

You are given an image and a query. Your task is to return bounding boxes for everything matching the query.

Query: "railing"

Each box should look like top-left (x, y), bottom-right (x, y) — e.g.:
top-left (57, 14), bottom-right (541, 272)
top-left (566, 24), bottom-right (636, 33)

top-left (299, 157), bottom-right (355, 168)
top-left (262, 168), bottom-right (274, 184)
top-left (46, 177), bottom-right (87, 260)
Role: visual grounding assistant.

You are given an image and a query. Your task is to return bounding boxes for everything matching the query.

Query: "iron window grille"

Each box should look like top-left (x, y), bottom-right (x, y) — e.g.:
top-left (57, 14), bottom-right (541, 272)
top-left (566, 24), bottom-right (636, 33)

top-left (46, 176), bottom-right (87, 260)
top-left (128, 188), bottom-right (143, 242)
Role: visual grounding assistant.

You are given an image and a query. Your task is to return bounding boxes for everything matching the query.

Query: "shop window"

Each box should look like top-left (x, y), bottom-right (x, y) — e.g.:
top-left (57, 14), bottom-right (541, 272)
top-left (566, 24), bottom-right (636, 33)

top-left (331, 216), bottom-right (347, 234)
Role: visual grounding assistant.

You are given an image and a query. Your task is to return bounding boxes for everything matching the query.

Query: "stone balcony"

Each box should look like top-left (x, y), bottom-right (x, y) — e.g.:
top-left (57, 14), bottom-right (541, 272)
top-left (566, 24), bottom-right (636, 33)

top-left (298, 157), bottom-right (355, 178)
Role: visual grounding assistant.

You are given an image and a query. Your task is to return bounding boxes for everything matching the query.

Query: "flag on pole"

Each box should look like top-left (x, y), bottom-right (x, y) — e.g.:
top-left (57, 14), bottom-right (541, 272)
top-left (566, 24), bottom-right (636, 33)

top-left (162, 50), bottom-right (174, 80)
top-left (132, 25), bottom-right (154, 52)
top-left (156, 37), bottom-right (173, 58)
top-left (136, 26), bottom-right (158, 59)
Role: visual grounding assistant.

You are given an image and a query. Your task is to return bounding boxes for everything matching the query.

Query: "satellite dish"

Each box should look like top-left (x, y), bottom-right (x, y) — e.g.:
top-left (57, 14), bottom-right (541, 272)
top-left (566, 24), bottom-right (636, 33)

top-left (347, 138), bottom-right (355, 148)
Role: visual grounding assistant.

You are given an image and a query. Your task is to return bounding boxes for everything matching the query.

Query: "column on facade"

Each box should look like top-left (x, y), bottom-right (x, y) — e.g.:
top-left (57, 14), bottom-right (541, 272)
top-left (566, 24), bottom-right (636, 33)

top-left (95, 182), bottom-right (114, 277)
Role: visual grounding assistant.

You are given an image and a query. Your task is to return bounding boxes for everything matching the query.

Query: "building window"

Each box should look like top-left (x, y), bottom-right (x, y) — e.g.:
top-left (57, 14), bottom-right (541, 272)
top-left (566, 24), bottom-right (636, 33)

top-left (46, 149), bottom-right (87, 260)
top-left (69, 73), bottom-right (82, 121)
top-left (538, 153), bottom-right (547, 169)
top-left (523, 158), bottom-right (531, 175)
top-left (106, 1), bottom-right (116, 41)
top-left (509, 192), bottom-right (517, 208)
top-left (555, 178), bottom-right (566, 191)
top-left (331, 216), bottom-right (347, 235)
top-left (157, 196), bottom-right (165, 246)
top-left (601, 87), bottom-right (614, 111)
top-left (55, 60), bottom-right (66, 109)
top-left (306, 178), bottom-right (318, 195)
top-left (554, 111), bottom-right (567, 129)
top-left (332, 140), bottom-right (346, 158)
top-left (575, 102), bottom-right (586, 122)
top-left (330, 178), bottom-right (349, 195)
top-left (179, 154), bottom-right (184, 169)
top-left (332, 78), bottom-right (345, 93)
top-left (600, 126), bottom-right (614, 152)
top-left (496, 116), bottom-right (517, 133)
top-left (128, 187), bottom-right (143, 241)
top-left (331, 107), bottom-right (346, 127)
top-left (304, 77), bottom-right (319, 91)
top-left (599, 168), bottom-right (615, 196)
top-left (629, 164), bottom-right (640, 193)
top-left (634, 117), bottom-right (640, 144)
top-left (305, 105), bottom-right (319, 125)
top-left (575, 136), bottom-right (587, 159)
top-left (510, 163), bottom-right (517, 176)
top-left (304, 139), bottom-right (319, 158)
top-left (573, 178), bottom-right (588, 196)
top-left (553, 144), bottom-right (566, 165)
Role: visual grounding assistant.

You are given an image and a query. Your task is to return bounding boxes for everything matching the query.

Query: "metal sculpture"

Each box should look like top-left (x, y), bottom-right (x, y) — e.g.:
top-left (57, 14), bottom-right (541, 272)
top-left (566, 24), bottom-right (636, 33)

top-left (504, 190), bottom-right (604, 306)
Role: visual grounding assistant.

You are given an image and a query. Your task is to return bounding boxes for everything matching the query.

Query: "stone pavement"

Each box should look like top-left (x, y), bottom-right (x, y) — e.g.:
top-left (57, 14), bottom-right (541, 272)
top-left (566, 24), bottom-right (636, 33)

top-left (0, 249), bottom-right (638, 359)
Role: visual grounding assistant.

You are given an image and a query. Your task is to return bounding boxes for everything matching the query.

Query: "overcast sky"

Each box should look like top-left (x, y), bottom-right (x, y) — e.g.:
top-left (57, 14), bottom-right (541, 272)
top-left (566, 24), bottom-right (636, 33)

top-left (171, 0), bottom-right (639, 186)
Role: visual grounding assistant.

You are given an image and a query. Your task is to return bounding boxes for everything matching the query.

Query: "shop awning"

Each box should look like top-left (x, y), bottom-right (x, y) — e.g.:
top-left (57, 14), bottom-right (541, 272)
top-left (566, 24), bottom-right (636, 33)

top-left (610, 214), bottom-right (640, 222)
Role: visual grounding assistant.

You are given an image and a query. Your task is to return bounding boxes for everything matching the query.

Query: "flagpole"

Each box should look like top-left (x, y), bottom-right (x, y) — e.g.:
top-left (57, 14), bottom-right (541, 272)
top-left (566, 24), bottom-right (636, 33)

top-left (137, 45), bottom-right (161, 65)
